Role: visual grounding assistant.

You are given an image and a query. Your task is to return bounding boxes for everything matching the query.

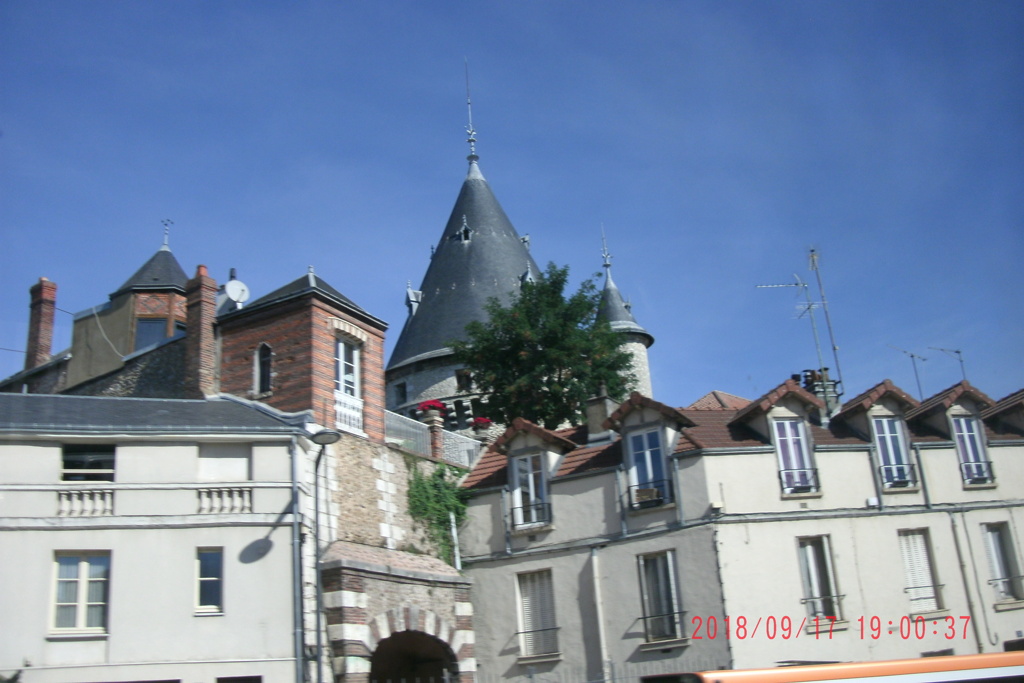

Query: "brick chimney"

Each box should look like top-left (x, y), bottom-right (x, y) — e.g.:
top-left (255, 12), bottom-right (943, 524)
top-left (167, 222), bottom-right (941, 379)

top-left (185, 265), bottom-right (217, 398)
top-left (25, 277), bottom-right (57, 370)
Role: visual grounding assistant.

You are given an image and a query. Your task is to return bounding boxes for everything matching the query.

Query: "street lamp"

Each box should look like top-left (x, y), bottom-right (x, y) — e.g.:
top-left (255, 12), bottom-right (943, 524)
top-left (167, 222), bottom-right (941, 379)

top-left (310, 429), bottom-right (341, 683)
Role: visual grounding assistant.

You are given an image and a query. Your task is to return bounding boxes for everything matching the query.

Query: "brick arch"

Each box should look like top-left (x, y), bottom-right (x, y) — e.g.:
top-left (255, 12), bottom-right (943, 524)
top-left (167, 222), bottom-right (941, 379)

top-left (366, 606), bottom-right (456, 654)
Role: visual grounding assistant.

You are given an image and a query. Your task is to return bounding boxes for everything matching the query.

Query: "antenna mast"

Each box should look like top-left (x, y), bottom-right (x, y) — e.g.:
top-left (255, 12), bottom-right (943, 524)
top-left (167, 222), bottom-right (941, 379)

top-left (756, 275), bottom-right (828, 379)
top-left (809, 249), bottom-right (844, 394)
top-left (889, 345), bottom-right (928, 399)
top-left (929, 347), bottom-right (967, 382)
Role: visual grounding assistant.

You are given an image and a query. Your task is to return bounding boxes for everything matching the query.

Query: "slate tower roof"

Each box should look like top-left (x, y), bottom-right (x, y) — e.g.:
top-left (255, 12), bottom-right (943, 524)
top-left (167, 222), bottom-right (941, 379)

top-left (598, 250), bottom-right (653, 348)
top-left (111, 244), bottom-right (189, 298)
top-left (387, 156), bottom-right (540, 371)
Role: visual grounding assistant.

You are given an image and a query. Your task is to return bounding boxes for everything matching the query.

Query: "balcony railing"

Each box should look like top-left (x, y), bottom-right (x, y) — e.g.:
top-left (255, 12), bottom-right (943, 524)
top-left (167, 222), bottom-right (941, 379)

top-left (879, 463), bottom-right (918, 488)
top-left (517, 626), bottom-right (559, 657)
top-left (905, 583), bottom-right (943, 613)
top-left (511, 502), bottom-right (552, 529)
top-left (57, 488), bottom-right (114, 516)
top-left (801, 593), bottom-right (843, 619)
top-left (641, 609), bottom-right (686, 642)
top-left (988, 575), bottom-right (1024, 602)
top-left (779, 468), bottom-right (819, 494)
top-left (628, 479), bottom-right (673, 510)
top-left (197, 487), bottom-right (253, 514)
top-left (960, 460), bottom-right (995, 484)
top-left (335, 391), bottom-right (364, 434)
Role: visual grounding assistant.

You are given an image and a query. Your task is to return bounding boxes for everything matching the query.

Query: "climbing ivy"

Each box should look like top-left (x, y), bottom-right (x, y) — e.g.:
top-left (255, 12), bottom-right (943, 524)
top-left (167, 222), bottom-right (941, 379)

top-left (407, 462), bottom-right (468, 566)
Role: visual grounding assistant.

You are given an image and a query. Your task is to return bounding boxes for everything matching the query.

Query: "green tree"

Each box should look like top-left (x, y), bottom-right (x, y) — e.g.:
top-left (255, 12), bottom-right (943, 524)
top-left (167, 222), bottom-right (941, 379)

top-left (451, 263), bottom-right (634, 429)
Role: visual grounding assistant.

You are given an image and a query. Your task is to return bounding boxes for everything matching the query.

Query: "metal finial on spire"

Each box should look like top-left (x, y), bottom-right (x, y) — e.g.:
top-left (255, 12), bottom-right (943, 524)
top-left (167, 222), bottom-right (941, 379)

top-left (161, 219), bottom-right (174, 250)
top-left (464, 58), bottom-right (478, 161)
top-left (600, 226), bottom-right (613, 270)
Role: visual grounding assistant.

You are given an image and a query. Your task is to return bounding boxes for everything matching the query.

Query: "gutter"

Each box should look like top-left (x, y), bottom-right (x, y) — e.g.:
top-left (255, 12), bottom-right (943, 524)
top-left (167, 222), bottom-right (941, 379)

top-left (290, 435), bottom-right (307, 683)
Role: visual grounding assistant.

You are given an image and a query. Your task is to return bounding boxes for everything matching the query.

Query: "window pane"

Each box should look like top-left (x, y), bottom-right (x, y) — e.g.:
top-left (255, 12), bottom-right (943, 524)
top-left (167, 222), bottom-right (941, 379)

top-left (199, 580), bottom-right (222, 608)
top-left (57, 556), bottom-right (79, 579)
top-left (199, 550), bottom-right (222, 579)
top-left (86, 604), bottom-right (106, 628)
top-left (88, 555), bottom-right (110, 578)
top-left (135, 318), bottom-right (167, 350)
top-left (56, 580), bottom-right (78, 603)
top-left (55, 604), bottom-right (76, 628)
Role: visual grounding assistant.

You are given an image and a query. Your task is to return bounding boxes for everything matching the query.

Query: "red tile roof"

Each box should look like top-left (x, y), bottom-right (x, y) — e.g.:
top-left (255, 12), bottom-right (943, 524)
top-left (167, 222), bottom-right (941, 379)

top-left (688, 390), bottom-right (752, 411)
top-left (730, 378), bottom-right (824, 425)
top-left (836, 379), bottom-right (919, 418)
top-left (605, 392), bottom-right (695, 430)
top-left (904, 380), bottom-right (996, 421)
top-left (981, 387), bottom-right (1024, 420)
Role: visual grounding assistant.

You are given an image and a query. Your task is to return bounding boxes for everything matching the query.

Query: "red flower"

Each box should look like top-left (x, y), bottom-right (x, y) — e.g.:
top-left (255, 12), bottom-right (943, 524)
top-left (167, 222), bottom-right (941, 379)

top-left (418, 399), bottom-right (446, 412)
top-left (472, 416), bottom-right (493, 428)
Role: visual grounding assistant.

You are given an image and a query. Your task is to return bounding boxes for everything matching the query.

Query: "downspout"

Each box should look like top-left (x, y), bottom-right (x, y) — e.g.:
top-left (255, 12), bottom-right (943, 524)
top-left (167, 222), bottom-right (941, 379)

top-left (672, 455), bottom-right (684, 526)
top-left (947, 510), bottom-right (984, 652)
top-left (616, 465), bottom-right (628, 537)
top-left (290, 436), bottom-right (307, 683)
top-left (501, 486), bottom-right (512, 555)
top-left (590, 546), bottom-right (611, 683)
top-left (913, 443), bottom-right (932, 509)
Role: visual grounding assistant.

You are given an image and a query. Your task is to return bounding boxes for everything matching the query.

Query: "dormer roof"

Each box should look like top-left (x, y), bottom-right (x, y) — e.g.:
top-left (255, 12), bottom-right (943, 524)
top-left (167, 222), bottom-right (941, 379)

top-left (110, 245), bottom-right (188, 298)
top-left (387, 158), bottom-right (540, 371)
top-left (904, 380), bottom-right (996, 421)
top-left (605, 392), bottom-right (694, 430)
top-left (490, 417), bottom-right (578, 454)
top-left (688, 390), bottom-right (751, 411)
top-left (981, 387), bottom-right (1024, 421)
top-left (835, 379), bottom-right (919, 419)
top-left (729, 378), bottom-right (824, 425)
top-left (222, 268), bottom-right (386, 331)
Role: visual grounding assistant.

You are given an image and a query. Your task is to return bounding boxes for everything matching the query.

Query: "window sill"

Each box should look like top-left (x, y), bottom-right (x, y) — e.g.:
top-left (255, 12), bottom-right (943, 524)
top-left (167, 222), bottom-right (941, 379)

top-left (881, 485), bottom-right (921, 494)
top-left (250, 390), bottom-right (273, 400)
top-left (195, 609), bottom-right (224, 617)
top-left (910, 608), bottom-right (949, 620)
top-left (804, 618), bottom-right (848, 635)
top-left (47, 631), bottom-right (108, 641)
top-left (511, 523), bottom-right (554, 537)
top-left (782, 491), bottom-right (822, 500)
top-left (639, 637), bottom-right (689, 652)
top-left (517, 652), bottom-right (561, 665)
top-left (628, 501), bottom-right (676, 515)
top-left (994, 600), bottom-right (1024, 613)
top-left (963, 481), bottom-right (997, 490)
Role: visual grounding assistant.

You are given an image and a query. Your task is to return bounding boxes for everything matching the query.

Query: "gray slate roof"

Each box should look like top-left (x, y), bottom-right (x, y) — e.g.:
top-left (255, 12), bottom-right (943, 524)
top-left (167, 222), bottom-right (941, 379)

top-left (111, 245), bottom-right (189, 298)
top-left (387, 159), bottom-right (540, 370)
top-left (223, 269), bottom-right (387, 330)
top-left (0, 392), bottom-right (304, 434)
top-left (598, 266), bottom-right (653, 346)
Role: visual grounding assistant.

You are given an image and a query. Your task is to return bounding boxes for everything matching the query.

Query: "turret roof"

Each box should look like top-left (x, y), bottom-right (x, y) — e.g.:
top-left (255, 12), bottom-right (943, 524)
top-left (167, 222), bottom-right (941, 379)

top-left (597, 262), bottom-right (653, 346)
top-left (387, 158), bottom-right (540, 371)
top-left (111, 245), bottom-right (188, 298)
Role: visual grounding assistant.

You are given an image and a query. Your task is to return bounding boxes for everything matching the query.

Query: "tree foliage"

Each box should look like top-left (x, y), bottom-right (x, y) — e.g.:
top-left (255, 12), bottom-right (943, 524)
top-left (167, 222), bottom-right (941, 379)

top-left (406, 462), bottom-right (467, 565)
top-left (451, 263), bottom-right (634, 429)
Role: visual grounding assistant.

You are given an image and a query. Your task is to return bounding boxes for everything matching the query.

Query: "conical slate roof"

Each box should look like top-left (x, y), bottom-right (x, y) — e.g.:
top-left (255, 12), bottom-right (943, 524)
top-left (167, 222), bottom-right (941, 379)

top-left (387, 158), bottom-right (540, 371)
top-left (111, 245), bottom-right (188, 298)
top-left (598, 264), bottom-right (653, 347)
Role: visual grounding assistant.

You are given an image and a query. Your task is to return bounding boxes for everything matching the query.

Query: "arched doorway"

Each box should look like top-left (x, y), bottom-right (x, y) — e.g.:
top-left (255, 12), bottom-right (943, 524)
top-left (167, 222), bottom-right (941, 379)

top-left (369, 630), bottom-right (458, 683)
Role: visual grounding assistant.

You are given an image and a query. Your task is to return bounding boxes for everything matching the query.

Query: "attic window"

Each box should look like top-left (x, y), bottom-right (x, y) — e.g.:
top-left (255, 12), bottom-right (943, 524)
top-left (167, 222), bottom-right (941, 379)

top-left (452, 215), bottom-right (473, 242)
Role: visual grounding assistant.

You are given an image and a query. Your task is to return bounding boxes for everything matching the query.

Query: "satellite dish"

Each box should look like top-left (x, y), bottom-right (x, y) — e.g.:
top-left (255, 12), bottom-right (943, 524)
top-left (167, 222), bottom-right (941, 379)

top-left (225, 279), bottom-right (250, 303)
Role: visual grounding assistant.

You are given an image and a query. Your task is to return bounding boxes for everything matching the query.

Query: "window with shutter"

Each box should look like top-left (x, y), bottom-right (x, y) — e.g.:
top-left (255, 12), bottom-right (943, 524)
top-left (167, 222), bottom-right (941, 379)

top-left (774, 419), bottom-right (818, 493)
top-left (899, 529), bottom-right (941, 613)
top-left (983, 523), bottom-right (1023, 602)
top-left (872, 417), bottom-right (915, 487)
top-left (638, 551), bottom-right (682, 641)
top-left (627, 429), bottom-right (671, 508)
top-left (511, 454), bottom-right (549, 528)
top-left (952, 417), bottom-right (992, 483)
top-left (797, 536), bottom-right (841, 618)
top-left (517, 570), bottom-right (558, 656)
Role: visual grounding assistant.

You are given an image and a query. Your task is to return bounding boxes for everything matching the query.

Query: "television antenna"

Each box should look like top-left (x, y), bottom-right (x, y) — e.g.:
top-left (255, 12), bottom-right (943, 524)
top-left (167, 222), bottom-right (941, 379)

top-left (929, 347), bottom-right (967, 382)
top-left (808, 249), bottom-right (844, 394)
top-left (889, 345), bottom-right (927, 399)
top-left (756, 274), bottom-right (828, 387)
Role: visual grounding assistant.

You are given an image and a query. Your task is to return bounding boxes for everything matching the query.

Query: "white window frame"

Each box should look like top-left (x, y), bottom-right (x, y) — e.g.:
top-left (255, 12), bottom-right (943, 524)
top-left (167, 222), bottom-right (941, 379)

top-left (61, 444), bottom-right (116, 482)
top-left (52, 552), bottom-right (110, 633)
top-left (774, 419), bottom-right (817, 493)
top-left (511, 453), bottom-right (548, 528)
top-left (516, 569), bottom-right (558, 657)
top-left (872, 417), bottom-right (914, 487)
top-left (638, 550), bottom-right (683, 641)
top-left (952, 416), bottom-right (991, 483)
top-left (797, 536), bottom-right (841, 619)
top-left (196, 547), bottom-right (224, 614)
top-left (983, 523), bottom-right (1023, 602)
top-left (335, 338), bottom-right (360, 398)
top-left (899, 529), bottom-right (942, 613)
top-left (627, 428), bottom-right (670, 507)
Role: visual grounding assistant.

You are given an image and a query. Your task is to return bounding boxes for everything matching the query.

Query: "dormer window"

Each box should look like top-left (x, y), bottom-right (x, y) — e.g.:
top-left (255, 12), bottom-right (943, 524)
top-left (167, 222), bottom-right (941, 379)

top-left (511, 453), bottom-right (550, 528)
top-left (627, 428), bottom-right (671, 509)
top-left (773, 419), bottom-right (818, 494)
top-left (872, 417), bottom-right (916, 488)
top-left (952, 416), bottom-right (993, 484)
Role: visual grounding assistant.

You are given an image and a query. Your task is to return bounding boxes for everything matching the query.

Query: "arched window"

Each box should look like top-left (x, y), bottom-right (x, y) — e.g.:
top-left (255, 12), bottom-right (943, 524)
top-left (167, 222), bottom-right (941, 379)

top-left (255, 343), bottom-right (272, 394)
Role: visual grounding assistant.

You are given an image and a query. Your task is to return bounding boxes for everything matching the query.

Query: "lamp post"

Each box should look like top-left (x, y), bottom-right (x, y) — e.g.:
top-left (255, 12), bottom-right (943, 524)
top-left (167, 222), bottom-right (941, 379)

top-left (310, 429), bottom-right (341, 683)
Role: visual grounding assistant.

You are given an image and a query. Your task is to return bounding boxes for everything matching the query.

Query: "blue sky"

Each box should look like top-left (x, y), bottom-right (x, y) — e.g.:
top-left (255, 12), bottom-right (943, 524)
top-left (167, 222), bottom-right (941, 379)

top-left (1, 1), bottom-right (1021, 408)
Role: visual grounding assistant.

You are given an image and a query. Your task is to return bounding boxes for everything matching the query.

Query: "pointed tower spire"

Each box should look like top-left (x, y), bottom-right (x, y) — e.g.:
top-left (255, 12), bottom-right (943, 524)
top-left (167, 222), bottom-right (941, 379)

top-left (598, 231), bottom-right (654, 396)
